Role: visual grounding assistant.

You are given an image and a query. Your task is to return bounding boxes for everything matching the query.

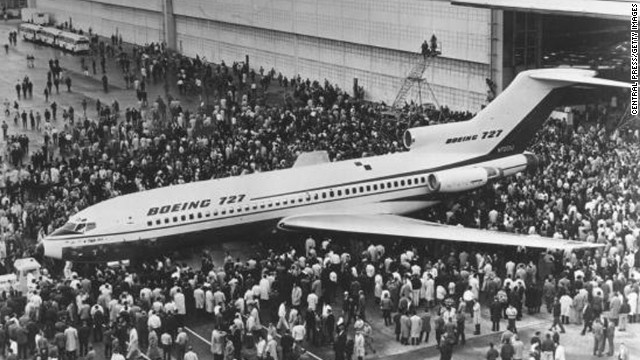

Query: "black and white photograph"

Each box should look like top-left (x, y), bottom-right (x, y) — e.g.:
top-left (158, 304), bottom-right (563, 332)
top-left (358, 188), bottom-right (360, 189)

top-left (0, 0), bottom-right (636, 360)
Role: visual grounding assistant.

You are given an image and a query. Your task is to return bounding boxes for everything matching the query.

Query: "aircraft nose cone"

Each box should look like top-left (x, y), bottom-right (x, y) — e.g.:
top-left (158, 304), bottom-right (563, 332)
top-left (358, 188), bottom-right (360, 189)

top-left (35, 241), bottom-right (44, 260)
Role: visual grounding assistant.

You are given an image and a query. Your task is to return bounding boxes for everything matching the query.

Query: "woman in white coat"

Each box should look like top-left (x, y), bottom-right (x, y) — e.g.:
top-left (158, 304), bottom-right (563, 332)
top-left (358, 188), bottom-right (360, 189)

top-left (422, 273), bottom-right (435, 307)
top-left (559, 294), bottom-right (572, 324)
top-left (628, 289), bottom-right (638, 322)
top-left (473, 300), bottom-right (482, 335)
top-left (374, 274), bottom-right (383, 304)
top-left (554, 343), bottom-right (566, 360)
top-left (354, 331), bottom-right (365, 360)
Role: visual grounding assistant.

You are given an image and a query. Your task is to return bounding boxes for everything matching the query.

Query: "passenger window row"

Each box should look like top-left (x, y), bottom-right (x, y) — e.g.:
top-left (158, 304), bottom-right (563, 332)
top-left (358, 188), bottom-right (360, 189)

top-left (146, 175), bottom-right (427, 227)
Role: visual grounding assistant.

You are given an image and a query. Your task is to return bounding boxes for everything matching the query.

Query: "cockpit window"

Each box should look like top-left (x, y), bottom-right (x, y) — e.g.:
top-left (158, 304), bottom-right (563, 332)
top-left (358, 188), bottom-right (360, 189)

top-left (51, 221), bottom-right (97, 236)
top-left (52, 222), bottom-right (77, 235)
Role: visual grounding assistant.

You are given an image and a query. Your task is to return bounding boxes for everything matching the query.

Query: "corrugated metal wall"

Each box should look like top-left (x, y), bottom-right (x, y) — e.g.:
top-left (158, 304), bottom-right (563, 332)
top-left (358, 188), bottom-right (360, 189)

top-left (35, 0), bottom-right (163, 45)
top-left (34, 0), bottom-right (491, 111)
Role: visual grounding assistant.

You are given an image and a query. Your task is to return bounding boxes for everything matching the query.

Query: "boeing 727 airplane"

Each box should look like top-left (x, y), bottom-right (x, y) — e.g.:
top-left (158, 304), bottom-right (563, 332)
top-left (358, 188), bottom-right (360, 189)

top-left (42, 69), bottom-right (629, 262)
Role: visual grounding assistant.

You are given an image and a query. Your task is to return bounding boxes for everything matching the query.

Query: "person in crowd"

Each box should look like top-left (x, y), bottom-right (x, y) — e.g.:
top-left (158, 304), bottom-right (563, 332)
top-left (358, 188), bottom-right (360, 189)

top-left (602, 317), bottom-right (616, 357)
top-left (184, 346), bottom-right (198, 360)
top-left (506, 303), bottom-right (518, 333)
top-left (486, 342), bottom-right (499, 360)
top-left (550, 298), bottom-right (565, 333)
top-left (540, 333), bottom-right (555, 360)
top-left (419, 310), bottom-right (431, 344)
top-left (161, 331), bottom-right (173, 360)
top-left (380, 291), bottom-right (392, 326)
top-left (64, 323), bottom-right (79, 360)
top-left (554, 341), bottom-right (566, 360)
top-left (210, 326), bottom-right (224, 360)
top-left (619, 297), bottom-right (630, 331)
top-left (609, 292), bottom-right (622, 326)
top-left (592, 318), bottom-right (604, 357)
top-left (559, 293), bottom-right (572, 324)
top-left (490, 297), bottom-right (502, 332)
top-left (399, 312), bottom-right (410, 345)
top-left (500, 338), bottom-right (515, 360)
top-left (473, 299), bottom-right (481, 335)
top-left (512, 335), bottom-right (524, 360)
top-left (438, 334), bottom-right (454, 360)
top-left (456, 308), bottom-right (466, 345)
top-left (617, 342), bottom-right (629, 360)
top-left (434, 313), bottom-right (444, 349)
top-left (581, 301), bottom-right (595, 335)
top-left (410, 311), bottom-right (422, 345)
top-left (334, 323), bottom-right (347, 360)
top-left (353, 330), bottom-right (365, 360)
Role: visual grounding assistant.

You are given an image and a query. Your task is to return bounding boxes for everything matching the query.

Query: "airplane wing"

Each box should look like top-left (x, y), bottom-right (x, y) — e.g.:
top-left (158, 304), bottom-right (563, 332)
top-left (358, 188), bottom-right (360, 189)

top-left (277, 214), bottom-right (603, 250)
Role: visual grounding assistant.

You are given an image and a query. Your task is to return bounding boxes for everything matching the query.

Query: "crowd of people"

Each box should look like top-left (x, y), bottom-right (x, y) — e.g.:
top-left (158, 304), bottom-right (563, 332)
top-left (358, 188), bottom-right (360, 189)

top-left (0, 21), bottom-right (636, 360)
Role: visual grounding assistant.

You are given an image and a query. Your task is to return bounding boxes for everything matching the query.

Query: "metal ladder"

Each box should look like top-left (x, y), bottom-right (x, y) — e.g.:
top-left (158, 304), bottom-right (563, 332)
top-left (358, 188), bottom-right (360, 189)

top-left (392, 56), bottom-right (430, 109)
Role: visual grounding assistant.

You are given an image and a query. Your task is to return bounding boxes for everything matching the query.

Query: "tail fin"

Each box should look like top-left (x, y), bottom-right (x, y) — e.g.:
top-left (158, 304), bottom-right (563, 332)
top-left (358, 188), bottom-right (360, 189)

top-left (405, 69), bottom-right (630, 156)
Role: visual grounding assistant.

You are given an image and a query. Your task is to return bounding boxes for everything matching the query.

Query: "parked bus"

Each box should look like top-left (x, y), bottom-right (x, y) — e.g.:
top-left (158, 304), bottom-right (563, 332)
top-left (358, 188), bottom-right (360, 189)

top-left (58, 32), bottom-right (90, 53)
top-left (18, 23), bottom-right (41, 42)
top-left (39, 27), bottom-right (61, 46)
top-left (19, 23), bottom-right (91, 54)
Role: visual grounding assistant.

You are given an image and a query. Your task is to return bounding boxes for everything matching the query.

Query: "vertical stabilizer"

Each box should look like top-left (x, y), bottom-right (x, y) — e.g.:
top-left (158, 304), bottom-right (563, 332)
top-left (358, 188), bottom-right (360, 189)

top-left (404, 69), bottom-right (630, 156)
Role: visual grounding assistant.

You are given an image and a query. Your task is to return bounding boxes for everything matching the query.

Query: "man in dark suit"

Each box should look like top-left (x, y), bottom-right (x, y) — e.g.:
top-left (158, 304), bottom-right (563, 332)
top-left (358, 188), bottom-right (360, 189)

top-left (500, 339), bottom-right (514, 360)
top-left (420, 311), bottom-right (431, 344)
top-left (434, 313), bottom-right (444, 348)
top-left (490, 297), bottom-right (502, 331)
top-left (78, 321), bottom-right (91, 356)
top-left (333, 323), bottom-right (347, 360)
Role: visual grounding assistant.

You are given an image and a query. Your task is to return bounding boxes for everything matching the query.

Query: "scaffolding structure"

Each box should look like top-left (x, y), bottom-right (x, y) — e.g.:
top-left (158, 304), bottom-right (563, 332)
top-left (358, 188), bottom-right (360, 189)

top-left (616, 102), bottom-right (640, 131)
top-left (392, 49), bottom-right (441, 112)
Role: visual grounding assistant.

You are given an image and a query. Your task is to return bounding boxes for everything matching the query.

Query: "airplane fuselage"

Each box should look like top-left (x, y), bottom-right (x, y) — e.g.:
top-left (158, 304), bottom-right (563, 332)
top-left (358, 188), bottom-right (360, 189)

top-left (42, 149), bottom-right (534, 262)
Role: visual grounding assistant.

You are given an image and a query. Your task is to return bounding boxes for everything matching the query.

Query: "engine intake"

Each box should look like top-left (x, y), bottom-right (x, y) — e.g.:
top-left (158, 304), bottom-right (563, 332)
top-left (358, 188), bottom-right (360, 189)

top-left (427, 167), bottom-right (501, 193)
top-left (403, 129), bottom-right (417, 149)
top-left (403, 127), bottom-right (430, 149)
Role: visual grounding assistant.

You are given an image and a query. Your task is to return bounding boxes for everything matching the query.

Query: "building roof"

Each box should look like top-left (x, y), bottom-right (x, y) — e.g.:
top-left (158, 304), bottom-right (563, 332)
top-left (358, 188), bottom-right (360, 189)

top-left (451, 0), bottom-right (631, 20)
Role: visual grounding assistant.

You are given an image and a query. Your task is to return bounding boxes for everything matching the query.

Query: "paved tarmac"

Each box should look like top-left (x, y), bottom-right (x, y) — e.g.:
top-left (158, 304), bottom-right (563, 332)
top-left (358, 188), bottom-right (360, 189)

top-left (0, 20), bottom-right (202, 158)
top-left (0, 21), bottom-right (639, 360)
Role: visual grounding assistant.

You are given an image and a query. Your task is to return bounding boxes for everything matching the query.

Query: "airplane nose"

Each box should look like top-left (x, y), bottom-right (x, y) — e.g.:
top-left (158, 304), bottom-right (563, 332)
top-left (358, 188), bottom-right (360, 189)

top-left (35, 241), bottom-right (44, 260)
top-left (40, 237), bottom-right (63, 260)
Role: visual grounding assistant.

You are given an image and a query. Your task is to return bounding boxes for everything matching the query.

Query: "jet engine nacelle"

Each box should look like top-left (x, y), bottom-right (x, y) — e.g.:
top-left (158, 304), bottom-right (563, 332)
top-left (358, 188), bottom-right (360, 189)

top-left (403, 126), bottom-right (430, 149)
top-left (403, 122), bottom-right (471, 150)
top-left (427, 167), bottom-right (502, 193)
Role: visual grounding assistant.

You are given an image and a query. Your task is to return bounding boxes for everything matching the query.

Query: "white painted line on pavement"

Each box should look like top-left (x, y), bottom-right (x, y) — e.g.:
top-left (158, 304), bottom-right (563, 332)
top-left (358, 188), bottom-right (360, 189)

top-left (184, 326), bottom-right (324, 360)
top-left (297, 346), bottom-right (323, 360)
top-left (185, 326), bottom-right (211, 345)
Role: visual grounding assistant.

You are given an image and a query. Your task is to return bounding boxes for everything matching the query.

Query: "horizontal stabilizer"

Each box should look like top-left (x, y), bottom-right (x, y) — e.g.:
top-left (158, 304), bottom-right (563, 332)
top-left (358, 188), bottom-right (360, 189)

top-left (278, 213), bottom-right (604, 250)
top-left (293, 151), bottom-right (331, 168)
top-left (529, 71), bottom-right (631, 88)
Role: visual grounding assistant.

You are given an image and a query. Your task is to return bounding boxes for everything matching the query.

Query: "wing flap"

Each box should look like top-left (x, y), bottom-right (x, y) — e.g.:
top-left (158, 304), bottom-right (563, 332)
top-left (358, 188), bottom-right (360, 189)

top-left (278, 214), bottom-right (603, 250)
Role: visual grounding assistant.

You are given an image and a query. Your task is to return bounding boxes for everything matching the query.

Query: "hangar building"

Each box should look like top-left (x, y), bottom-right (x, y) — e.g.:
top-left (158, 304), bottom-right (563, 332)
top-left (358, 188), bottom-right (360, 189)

top-left (31, 0), bottom-right (630, 111)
